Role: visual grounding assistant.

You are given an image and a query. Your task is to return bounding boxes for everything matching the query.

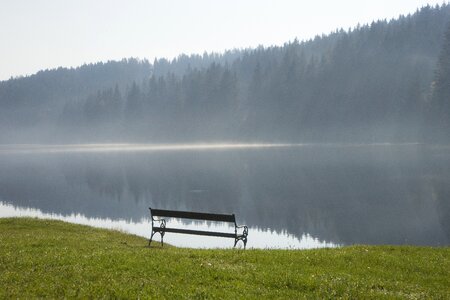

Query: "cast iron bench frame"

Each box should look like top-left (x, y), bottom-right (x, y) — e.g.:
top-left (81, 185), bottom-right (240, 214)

top-left (148, 208), bottom-right (248, 248)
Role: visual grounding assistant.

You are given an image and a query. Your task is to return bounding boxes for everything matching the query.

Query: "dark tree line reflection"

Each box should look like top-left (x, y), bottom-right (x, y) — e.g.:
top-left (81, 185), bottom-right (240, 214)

top-left (0, 145), bottom-right (449, 246)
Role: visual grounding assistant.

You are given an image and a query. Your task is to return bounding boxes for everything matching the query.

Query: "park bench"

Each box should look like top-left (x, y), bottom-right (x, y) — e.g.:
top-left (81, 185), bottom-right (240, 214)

top-left (148, 208), bottom-right (248, 249)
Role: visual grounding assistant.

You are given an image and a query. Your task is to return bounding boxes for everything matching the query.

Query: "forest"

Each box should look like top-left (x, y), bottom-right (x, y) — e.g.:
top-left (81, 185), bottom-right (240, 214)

top-left (1, 4), bottom-right (450, 143)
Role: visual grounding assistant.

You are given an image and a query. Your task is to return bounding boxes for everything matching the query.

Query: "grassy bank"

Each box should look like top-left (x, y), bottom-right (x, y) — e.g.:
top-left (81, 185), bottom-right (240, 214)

top-left (0, 218), bottom-right (449, 298)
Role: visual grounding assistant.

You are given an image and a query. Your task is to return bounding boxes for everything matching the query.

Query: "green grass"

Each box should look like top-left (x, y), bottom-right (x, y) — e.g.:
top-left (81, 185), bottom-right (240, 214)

top-left (0, 218), bottom-right (449, 299)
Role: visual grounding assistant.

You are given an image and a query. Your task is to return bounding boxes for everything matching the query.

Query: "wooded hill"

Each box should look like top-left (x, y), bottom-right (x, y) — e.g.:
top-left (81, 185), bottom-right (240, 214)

top-left (1, 4), bottom-right (450, 143)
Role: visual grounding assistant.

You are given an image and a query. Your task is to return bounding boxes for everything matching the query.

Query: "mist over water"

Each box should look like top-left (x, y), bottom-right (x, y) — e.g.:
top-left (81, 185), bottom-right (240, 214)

top-left (0, 143), bottom-right (448, 248)
top-left (0, 143), bottom-right (299, 154)
top-left (0, 142), bottom-right (422, 153)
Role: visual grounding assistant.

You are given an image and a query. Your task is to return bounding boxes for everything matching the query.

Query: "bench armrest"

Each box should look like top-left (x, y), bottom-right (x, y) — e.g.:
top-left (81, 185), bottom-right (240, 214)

top-left (235, 224), bottom-right (248, 236)
top-left (151, 218), bottom-right (166, 230)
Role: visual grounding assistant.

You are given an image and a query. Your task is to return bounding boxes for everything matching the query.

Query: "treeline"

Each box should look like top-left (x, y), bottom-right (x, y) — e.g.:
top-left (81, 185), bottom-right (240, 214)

top-left (62, 63), bottom-right (240, 141)
top-left (0, 59), bottom-right (151, 142)
top-left (1, 4), bottom-right (450, 143)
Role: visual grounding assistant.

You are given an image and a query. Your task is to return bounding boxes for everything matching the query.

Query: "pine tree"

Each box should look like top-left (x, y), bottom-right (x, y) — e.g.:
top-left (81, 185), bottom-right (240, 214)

top-left (430, 24), bottom-right (450, 141)
top-left (124, 82), bottom-right (142, 124)
top-left (433, 25), bottom-right (450, 104)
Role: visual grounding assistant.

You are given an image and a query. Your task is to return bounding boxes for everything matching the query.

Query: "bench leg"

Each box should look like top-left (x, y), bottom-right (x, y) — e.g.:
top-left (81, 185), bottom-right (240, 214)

top-left (234, 236), bottom-right (248, 249)
top-left (149, 231), bottom-right (156, 247)
top-left (149, 231), bottom-right (166, 247)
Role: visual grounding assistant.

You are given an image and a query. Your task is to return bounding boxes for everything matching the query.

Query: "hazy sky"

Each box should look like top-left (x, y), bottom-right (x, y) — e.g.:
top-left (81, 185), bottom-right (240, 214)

top-left (0, 0), bottom-right (446, 80)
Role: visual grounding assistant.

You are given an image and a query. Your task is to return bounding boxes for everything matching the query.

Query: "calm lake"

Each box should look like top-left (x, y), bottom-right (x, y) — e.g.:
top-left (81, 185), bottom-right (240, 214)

top-left (0, 143), bottom-right (449, 248)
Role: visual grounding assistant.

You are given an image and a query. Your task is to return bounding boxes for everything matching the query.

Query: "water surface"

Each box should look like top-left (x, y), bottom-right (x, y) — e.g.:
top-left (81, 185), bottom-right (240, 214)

top-left (0, 143), bottom-right (448, 248)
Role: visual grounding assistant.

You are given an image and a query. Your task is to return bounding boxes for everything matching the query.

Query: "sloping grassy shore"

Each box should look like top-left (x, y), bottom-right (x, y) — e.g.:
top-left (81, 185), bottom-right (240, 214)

top-left (0, 218), bottom-right (449, 298)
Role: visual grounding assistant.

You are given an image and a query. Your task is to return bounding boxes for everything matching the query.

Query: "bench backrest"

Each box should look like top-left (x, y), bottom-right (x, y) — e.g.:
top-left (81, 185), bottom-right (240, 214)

top-left (150, 208), bottom-right (236, 223)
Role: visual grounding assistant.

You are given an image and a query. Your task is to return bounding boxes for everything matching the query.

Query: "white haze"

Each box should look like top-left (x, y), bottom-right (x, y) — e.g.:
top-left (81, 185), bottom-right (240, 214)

top-left (0, 143), bottom-right (423, 154)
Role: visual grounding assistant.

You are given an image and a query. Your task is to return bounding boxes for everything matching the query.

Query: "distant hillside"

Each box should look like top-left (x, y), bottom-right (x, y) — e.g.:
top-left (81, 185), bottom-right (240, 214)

top-left (0, 59), bottom-right (151, 142)
top-left (1, 4), bottom-right (450, 143)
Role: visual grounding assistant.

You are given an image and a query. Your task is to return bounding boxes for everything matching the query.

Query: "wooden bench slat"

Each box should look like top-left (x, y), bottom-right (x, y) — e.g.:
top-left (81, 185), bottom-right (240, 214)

top-left (151, 208), bottom-right (235, 223)
top-left (153, 227), bottom-right (239, 238)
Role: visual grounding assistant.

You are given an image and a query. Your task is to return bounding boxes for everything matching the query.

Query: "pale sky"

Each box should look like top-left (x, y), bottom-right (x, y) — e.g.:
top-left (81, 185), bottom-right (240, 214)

top-left (0, 0), bottom-right (447, 80)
